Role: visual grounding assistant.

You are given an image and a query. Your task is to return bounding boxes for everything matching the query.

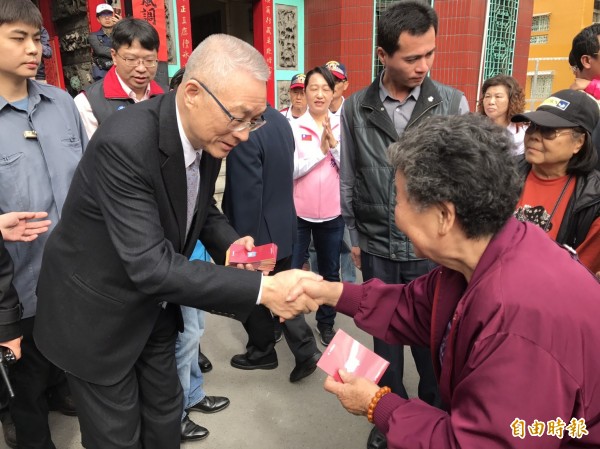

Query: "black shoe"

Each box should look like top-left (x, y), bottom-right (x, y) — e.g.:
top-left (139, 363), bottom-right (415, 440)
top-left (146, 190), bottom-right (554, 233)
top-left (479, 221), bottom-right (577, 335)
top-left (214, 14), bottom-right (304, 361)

top-left (47, 392), bottom-right (77, 417)
top-left (230, 353), bottom-right (278, 370)
top-left (2, 415), bottom-right (17, 449)
top-left (289, 351), bottom-right (321, 383)
top-left (367, 426), bottom-right (387, 449)
top-left (316, 324), bottom-right (336, 346)
top-left (181, 414), bottom-right (209, 441)
top-left (187, 396), bottom-right (230, 414)
top-left (198, 351), bottom-right (213, 373)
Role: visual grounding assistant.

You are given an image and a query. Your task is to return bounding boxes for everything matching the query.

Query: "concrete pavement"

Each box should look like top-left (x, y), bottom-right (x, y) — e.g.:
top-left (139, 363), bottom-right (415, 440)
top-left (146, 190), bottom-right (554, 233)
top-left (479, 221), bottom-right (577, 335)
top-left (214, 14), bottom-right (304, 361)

top-left (1, 310), bottom-right (420, 449)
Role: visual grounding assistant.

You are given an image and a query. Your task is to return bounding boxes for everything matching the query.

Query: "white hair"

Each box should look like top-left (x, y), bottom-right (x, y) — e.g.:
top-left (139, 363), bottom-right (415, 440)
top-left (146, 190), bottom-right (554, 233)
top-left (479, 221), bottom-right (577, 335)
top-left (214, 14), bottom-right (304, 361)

top-left (184, 34), bottom-right (270, 92)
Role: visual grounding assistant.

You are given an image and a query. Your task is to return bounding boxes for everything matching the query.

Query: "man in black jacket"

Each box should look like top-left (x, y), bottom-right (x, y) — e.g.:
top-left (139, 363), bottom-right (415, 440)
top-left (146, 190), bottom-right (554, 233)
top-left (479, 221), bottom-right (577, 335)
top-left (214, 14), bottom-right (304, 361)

top-left (340, 2), bottom-right (468, 448)
top-left (89, 3), bottom-right (119, 81)
top-left (222, 105), bottom-right (322, 383)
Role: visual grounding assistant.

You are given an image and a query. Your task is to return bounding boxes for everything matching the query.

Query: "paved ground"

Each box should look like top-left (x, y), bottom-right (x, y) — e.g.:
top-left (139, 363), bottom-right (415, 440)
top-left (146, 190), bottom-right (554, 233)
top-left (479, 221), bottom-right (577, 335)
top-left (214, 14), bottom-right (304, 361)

top-left (1, 296), bottom-right (420, 449)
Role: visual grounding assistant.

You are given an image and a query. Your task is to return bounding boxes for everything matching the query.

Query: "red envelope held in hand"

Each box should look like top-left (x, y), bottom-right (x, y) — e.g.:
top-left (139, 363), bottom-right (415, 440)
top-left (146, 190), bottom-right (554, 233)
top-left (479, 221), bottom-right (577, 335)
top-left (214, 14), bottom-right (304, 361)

top-left (317, 329), bottom-right (390, 383)
top-left (226, 243), bottom-right (278, 273)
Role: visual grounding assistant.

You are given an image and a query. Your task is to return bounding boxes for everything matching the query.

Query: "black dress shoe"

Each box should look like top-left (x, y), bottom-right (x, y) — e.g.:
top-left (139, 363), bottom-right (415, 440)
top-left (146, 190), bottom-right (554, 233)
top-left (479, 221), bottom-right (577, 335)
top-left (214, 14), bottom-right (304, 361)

top-left (198, 351), bottom-right (213, 373)
top-left (367, 426), bottom-right (387, 449)
top-left (47, 392), bottom-right (77, 416)
top-left (187, 395), bottom-right (230, 414)
top-left (230, 353), bottom-right (278, 370)
top-left (289, 351), bottom-right (321, 383)
top-left (181, 415), bottom-right (209, 441)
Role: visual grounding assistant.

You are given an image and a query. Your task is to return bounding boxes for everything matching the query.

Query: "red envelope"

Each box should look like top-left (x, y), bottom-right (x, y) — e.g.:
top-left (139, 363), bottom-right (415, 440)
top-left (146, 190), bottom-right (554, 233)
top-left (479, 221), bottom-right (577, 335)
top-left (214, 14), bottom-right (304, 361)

top-left (317, 329), bottom-right (390, 383)
top-left (226, 243), bottom-right (278, 272)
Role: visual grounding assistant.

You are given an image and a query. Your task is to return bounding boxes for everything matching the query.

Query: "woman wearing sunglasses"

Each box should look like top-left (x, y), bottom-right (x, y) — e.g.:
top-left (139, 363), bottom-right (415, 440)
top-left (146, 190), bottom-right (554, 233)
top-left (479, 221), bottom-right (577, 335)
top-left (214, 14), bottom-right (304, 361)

top-left (511, 89), bottom-right (600, 274)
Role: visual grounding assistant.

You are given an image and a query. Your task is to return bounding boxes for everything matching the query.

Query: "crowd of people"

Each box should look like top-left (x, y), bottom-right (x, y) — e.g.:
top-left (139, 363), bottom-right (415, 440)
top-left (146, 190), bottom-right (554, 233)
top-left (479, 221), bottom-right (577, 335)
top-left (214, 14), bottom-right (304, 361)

top-left (1, 0), bottom-right (600, 448)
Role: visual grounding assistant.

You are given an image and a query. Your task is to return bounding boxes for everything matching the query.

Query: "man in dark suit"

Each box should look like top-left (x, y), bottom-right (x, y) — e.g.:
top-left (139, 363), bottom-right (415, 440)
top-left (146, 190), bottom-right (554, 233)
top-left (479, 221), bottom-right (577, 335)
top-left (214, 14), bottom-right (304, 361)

top-left (32, 34), bottom-right (319, 449)
top-left (222, 105), bottom-right (322, 383)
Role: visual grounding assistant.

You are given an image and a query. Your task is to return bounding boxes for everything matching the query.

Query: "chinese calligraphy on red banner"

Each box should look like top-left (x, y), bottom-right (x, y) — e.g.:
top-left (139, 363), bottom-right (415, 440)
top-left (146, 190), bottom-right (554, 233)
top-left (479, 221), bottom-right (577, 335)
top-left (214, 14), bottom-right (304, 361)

top-left (132, 0), bottom-right (168, 61)
top-left (252, 0), bottom-right (275, 105)
top-left (175, 0), bottom-right (192, 67)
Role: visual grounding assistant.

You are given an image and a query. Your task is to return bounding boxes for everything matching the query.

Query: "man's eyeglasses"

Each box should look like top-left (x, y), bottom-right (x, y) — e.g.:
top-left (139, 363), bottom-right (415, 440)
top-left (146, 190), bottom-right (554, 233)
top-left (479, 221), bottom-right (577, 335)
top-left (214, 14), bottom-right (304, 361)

top-left (525, 122), bottom-right (575, 140)
top-left (191, 78), bottom-right (266, 132)
top-left (116, 53), bottom-right (158, 68)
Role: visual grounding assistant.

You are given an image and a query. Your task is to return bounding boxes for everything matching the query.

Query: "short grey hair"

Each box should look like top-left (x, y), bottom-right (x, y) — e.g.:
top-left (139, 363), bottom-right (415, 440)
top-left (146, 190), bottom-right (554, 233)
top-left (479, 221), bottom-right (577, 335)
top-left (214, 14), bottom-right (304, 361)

top-left (184, 34), bottom-right (270, 92)
top-left (388, 114), bottom-right (522, 239)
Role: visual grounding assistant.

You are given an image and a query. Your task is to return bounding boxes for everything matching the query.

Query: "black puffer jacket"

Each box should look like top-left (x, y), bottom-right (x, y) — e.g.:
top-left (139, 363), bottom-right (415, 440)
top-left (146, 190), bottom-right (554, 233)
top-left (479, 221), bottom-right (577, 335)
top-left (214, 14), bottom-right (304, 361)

top-left (518, 158), bottom-right (600, 250)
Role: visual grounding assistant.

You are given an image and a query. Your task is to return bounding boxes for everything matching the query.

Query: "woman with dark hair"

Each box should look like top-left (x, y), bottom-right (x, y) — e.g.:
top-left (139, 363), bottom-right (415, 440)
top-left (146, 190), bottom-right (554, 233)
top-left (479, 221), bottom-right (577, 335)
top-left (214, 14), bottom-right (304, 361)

top-left (289, 113), bottom-right (600, 448)
top-left (478, 74), bottom-right (527, 154)
top-left (511, 89), bottom-right (600, 273)
top-left (290, 66), bottom-right (343, 345)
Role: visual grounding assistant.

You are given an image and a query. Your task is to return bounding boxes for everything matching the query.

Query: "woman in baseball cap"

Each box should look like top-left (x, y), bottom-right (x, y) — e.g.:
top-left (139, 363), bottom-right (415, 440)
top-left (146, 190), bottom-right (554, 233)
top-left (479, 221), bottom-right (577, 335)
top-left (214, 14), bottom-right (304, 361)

top-left (511, 89), bottom-right (600, 273)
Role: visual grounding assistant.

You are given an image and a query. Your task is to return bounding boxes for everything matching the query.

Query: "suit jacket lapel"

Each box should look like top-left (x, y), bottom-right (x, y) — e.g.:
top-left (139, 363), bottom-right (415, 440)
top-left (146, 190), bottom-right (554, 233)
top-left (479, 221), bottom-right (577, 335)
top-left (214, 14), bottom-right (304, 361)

top-left (158, 92), bottom-right (187, 250)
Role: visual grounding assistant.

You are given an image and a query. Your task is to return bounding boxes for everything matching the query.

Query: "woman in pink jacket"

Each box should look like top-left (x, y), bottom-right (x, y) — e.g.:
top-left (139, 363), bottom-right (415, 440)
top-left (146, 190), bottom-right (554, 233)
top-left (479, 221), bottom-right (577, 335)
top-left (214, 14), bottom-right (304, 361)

top-left (290, 66), bottom-right (344, 345)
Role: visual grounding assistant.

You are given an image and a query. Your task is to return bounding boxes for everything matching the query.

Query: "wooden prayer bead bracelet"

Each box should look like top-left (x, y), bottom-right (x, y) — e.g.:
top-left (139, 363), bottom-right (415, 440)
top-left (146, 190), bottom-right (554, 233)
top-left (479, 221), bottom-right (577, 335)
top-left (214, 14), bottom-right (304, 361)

top-left (367, 386), bottom-right (391, 423)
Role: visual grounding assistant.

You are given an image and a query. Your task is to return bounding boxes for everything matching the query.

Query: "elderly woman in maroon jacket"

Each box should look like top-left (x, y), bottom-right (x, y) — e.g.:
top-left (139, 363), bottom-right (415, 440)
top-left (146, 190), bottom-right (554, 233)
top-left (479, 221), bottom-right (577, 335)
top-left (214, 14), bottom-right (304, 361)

top-left (292, 114), bottom-right (600, 448)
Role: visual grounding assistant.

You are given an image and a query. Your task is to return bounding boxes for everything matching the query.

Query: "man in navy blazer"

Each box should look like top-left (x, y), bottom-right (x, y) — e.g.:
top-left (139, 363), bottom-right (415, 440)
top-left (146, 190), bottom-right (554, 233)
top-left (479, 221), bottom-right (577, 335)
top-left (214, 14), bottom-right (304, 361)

top-left (223, 105), bottom-right (321, 383)
top-left (33, 34), bottom-right (319, 449)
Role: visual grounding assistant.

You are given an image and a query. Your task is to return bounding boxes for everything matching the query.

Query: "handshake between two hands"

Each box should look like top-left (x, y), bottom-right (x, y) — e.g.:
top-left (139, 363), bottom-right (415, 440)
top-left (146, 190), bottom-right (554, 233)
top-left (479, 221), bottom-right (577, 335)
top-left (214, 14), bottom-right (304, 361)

top-left (260, 268), bottom-right (344, 320)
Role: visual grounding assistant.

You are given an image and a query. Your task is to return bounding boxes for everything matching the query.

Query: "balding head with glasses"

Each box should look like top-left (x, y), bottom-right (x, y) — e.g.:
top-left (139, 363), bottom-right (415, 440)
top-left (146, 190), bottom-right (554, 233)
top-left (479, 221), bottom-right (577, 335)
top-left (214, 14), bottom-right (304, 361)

top-left (176, 34), bottom-right (270, 159)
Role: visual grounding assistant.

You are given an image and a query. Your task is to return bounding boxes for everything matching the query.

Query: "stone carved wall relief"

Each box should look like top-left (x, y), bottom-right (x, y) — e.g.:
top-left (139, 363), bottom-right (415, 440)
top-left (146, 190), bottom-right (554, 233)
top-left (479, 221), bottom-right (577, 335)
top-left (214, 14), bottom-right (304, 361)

top-left (52, 0), bottom-right (90, 94)
top-left (277, 80), bottom-right (290, 110)
top-left (276, 5), bottom-right (298, 70)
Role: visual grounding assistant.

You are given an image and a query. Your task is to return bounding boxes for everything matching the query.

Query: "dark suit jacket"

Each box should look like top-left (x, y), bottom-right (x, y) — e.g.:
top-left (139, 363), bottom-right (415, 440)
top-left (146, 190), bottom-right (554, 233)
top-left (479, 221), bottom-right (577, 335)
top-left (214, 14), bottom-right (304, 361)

top-left (222, 105), bottom-right (297, 260)
top-left (33, 92), bottom-right (262, 385)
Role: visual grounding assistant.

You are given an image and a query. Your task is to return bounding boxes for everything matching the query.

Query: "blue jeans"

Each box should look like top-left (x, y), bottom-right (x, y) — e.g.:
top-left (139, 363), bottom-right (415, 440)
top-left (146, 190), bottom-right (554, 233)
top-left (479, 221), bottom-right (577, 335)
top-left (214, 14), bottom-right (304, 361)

top-left (308, 225), bottom-right (356, 283)
top-left (175, 241), bottom-right (210, 420)
top-left (340, 226), bottom-right (356, 283)
top-left (175, 307), bottom-right (205, 420)
top-left (292, 216), bottom-right (345, 326)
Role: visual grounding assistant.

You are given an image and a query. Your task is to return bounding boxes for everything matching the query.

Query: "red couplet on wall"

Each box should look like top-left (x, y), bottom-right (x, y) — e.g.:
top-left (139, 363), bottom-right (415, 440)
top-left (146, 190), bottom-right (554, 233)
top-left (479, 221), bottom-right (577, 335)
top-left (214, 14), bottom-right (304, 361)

top-left (175, 0), bottom-right (192, 67)
top-left (131, 0), bottom-right (168, 62)
top-left (45, 36), bottom-right (65, 89)
top-left (253, 0), bottom-right (275, 106)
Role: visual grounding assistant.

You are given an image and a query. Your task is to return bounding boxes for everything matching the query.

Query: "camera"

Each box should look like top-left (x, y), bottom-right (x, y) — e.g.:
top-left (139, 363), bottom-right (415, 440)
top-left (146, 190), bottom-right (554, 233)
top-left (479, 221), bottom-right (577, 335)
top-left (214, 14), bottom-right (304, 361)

top-left (0, 347), bottom-right (16, 398)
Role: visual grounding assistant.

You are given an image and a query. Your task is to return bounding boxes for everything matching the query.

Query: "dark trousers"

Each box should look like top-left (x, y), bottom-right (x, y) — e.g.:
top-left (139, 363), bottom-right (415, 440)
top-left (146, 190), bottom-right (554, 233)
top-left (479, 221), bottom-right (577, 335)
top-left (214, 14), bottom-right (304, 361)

top-left (241, 256), bottom-right (318, 364)
top-left (361, 253), bottom-right (441, 407)
top-left (66, 307), bottom-right (183, 449)
top-left (9, 317), bottom-right (70, 449)
top-left (292, 216), bottom-right (345, 327)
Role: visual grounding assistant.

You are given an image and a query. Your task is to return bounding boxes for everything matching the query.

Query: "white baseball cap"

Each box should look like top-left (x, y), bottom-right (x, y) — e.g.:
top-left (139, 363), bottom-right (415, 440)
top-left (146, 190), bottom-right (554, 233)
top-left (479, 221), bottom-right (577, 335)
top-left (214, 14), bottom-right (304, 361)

top-left (96, 4), bottom-right (114, 15)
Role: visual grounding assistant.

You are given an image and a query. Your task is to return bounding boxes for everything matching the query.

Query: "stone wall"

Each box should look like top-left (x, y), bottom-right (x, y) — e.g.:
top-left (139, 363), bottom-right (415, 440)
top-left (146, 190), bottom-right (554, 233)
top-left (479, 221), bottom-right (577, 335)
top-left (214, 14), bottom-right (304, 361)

top-left (53, 0), bottom-right (91, 95)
